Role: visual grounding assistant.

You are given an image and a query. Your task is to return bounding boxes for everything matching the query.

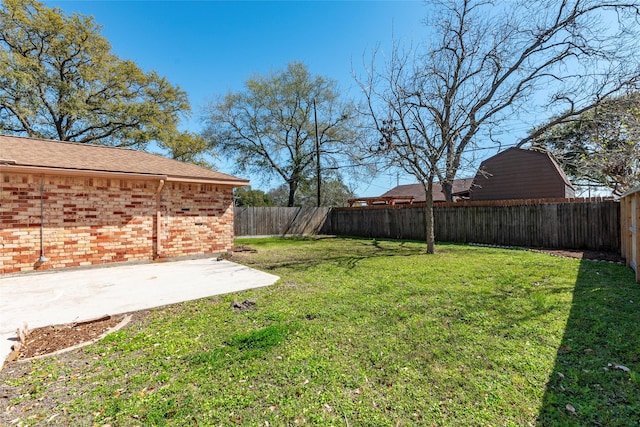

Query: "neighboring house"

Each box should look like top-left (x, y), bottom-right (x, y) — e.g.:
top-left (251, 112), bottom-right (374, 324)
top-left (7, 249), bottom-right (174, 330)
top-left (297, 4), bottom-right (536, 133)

top-left (383, 179), bottom-right (475, 203)
top-left (469, 148), bottom-right (575, 201)
top-left (348, 178), bottom-right (474, 206)
top-left (349, 148), bottom-right (574, 206)
top-left (0, 135), bottom-right (249, 274)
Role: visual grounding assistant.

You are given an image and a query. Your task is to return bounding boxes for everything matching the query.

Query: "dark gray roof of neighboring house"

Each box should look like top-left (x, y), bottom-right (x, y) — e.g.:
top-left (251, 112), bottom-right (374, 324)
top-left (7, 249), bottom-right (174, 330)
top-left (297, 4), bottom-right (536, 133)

top-left (0, 134), bottom-right (248, 185)
top-left (381, 178), bottom-right (475, 202)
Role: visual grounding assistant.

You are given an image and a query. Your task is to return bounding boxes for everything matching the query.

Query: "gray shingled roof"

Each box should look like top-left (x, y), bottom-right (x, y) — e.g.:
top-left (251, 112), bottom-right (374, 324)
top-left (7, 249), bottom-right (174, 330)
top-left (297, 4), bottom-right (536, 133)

top-left (381, 179), bottom-right (475, 202)
top-left (0, 134), bottom-right (248, 185)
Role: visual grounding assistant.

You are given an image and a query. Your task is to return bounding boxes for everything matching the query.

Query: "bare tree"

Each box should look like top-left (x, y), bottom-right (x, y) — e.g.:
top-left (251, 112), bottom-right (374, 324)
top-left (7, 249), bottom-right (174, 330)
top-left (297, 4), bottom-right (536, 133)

top-left (357, 0), bottom-right (640, 253)
top-left (361, 0), bottom-right (640, 206)
top-left (358, 45), bottom-right (446, 253)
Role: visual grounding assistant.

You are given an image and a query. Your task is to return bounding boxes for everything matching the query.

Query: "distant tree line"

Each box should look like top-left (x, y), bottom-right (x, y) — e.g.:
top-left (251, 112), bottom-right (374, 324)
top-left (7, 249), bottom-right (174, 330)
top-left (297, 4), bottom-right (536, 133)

top-left (234, 178), bottom-right (354, 208)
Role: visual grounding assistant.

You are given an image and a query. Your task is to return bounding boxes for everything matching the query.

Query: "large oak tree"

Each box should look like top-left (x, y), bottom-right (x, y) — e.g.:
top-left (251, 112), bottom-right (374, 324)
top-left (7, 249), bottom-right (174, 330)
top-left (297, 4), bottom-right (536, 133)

top-left (203, 62), bottom-right (359, 207)
top-left (0, 0), bottom-right (193, 151)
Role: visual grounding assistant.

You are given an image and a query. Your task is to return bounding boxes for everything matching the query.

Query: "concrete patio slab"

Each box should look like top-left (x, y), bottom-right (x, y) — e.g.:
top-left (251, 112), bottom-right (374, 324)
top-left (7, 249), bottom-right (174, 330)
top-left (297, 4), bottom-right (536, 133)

top-left (0, 259), bottom-right (279, 363)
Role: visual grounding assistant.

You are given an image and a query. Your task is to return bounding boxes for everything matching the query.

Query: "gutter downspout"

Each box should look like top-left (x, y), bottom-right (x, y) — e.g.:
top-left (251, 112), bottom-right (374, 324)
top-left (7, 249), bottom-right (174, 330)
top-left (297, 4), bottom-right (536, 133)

top-left (39, 180), bottom-right (48, 263)
top-left (155, 179), bottom-right (165, 259)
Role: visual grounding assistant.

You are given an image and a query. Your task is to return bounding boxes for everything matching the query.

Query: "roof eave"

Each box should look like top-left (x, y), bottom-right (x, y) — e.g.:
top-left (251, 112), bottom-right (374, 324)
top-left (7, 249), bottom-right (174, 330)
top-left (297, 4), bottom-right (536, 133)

top-left (0, 164), bottom-right (250, 187)
top-left (621, 184), bottom-right (640, 198)
top-left (165, 176), bottom-right (250, 187)
top-left (0, 164), bottom-right (167, 181)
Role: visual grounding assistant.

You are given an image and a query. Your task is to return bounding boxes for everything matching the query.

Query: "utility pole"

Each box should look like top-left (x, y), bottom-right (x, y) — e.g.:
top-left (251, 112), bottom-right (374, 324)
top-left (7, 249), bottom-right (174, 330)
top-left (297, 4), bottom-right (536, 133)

top-left (314, 98), bottom-right (321, 207)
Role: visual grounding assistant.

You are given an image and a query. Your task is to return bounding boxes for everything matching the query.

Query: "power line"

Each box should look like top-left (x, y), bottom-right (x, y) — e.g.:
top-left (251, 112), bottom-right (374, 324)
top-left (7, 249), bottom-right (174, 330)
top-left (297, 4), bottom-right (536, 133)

top-left (327, 140), bottom-right (525, 171)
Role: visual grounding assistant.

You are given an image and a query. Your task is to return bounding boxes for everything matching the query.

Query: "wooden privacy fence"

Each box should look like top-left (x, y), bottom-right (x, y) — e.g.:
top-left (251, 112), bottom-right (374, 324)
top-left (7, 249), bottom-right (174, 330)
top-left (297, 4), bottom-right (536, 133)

top-left (435, 201), bottom-right (619, 250)
top-left (235, 200), bottom-right (620, 252)
top-left (620, 187), bottom-right (640, 281)
top-left (234, 206), bottom-right (331, 237)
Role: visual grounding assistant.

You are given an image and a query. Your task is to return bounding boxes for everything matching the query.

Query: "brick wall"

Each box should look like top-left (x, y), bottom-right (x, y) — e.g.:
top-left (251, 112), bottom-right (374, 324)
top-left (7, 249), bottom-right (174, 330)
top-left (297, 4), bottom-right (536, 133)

top-left (160, 182), bottom-right (235, 257)
top-left (0, 172), bottom-right (235, 274)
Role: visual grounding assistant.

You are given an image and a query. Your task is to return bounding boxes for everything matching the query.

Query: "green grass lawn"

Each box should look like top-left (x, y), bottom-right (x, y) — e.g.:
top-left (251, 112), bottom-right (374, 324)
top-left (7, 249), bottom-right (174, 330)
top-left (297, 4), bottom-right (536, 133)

top-left (2, 237), bottom-right (639, 426)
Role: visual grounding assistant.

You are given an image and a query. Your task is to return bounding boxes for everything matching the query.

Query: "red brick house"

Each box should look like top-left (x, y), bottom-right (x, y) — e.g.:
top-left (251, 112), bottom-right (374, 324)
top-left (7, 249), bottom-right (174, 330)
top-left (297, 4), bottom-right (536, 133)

top-left (0, 135), bottom-right (249, 274)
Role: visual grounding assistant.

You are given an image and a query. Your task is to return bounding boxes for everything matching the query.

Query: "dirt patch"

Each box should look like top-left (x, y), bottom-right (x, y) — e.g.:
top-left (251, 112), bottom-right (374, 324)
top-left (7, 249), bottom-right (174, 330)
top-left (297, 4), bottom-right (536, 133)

top-left (232, 299), bottom-right (256, 311)
top-left (469, 243), bottom-right (625, 263)
top-left (532, 248), bottom-right (624, 263)
top-left (5, 315), bottom-right (126, 363)
top-left (0, 312), bottom-right (150, 426)
top-left (233, 245), bottom-right (257, 252)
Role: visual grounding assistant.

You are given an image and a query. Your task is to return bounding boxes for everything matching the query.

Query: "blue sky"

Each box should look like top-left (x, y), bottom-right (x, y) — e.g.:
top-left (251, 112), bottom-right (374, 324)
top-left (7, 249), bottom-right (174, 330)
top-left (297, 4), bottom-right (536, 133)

top-left (42, 1), bottom-right (437, 196)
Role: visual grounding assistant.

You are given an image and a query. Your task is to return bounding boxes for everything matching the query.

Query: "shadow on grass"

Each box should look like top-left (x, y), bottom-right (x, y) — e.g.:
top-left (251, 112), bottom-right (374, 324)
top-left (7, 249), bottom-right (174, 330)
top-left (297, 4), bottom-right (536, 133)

top-left (537, 259), bottom-right (640, 426)
top-left (250, 237), bottom-right (431, 272)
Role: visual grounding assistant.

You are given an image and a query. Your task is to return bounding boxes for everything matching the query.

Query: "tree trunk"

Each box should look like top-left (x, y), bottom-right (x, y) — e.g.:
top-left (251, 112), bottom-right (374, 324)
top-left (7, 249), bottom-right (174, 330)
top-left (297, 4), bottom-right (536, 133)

top-left (287, 181), bottom-right (297, 207)
top-left (441, 179), bottom-right (453, 202)
top-left (443, 151), bottom-right (460, 202)
top-left (423, 178), bottom-right (435, 254)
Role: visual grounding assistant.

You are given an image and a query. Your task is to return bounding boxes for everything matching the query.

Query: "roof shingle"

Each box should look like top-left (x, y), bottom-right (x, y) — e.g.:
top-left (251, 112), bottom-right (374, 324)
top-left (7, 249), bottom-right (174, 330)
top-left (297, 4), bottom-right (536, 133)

top-left (381, 179), bottom-right (474, 202)
top-left (0, 134), bottom-right (248, 185)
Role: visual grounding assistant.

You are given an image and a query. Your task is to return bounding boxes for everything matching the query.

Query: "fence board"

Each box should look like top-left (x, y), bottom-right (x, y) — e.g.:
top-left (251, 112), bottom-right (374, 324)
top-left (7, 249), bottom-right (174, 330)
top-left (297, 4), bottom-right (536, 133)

top-left (234, 206), bottom-right (331, 236)
top-left (235, 201), bottom-right (620, 252)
